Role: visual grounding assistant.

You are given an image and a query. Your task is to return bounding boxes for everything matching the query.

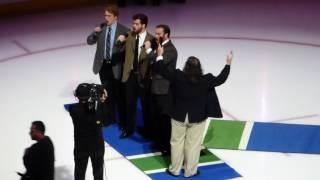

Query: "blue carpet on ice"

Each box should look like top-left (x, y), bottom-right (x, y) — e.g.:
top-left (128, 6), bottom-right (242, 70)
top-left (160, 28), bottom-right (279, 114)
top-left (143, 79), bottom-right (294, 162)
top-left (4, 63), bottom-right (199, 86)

top-left (247, 122), bottom-right (320, 154)
top-left (103, 124), bottom-right (156, 156)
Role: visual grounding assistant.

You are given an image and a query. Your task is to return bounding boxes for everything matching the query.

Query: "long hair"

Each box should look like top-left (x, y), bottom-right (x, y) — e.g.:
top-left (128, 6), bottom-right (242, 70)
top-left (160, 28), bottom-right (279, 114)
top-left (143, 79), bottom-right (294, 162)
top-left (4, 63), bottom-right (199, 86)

top-left (183, 56), bottom-right (203, 83)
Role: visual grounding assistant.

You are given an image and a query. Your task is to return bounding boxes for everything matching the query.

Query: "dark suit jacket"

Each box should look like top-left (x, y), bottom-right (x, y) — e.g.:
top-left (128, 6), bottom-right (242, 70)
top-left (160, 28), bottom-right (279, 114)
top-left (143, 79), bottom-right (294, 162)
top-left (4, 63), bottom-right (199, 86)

top-left (149, 40), bottom-right (178, 95)
top-left (154, 61), bottom-right (230, 123)
top-left (122, 31), bottom-right (154, 82)
top-left (87, 23), bottom-right (130, 80)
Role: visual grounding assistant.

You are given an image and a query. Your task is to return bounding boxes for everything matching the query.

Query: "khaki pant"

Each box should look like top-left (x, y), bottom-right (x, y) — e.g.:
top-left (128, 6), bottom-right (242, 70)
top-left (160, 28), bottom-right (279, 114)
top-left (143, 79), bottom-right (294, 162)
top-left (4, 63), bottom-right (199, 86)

top-left (168, 116), bottom-right (206, 177)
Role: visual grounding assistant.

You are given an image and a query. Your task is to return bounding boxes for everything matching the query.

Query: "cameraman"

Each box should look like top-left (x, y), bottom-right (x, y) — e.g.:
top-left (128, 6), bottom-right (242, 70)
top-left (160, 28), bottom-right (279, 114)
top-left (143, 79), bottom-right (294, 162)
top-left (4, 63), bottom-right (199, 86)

top-left (69, 83), bottom-right (107, 180)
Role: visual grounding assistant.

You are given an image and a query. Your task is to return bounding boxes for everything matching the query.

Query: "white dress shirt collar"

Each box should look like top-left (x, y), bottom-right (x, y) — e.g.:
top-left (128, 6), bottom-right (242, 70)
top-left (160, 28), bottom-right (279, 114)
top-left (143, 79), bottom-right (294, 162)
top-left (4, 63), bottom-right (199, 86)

top-left (161, 39), bottom-right (170, 46)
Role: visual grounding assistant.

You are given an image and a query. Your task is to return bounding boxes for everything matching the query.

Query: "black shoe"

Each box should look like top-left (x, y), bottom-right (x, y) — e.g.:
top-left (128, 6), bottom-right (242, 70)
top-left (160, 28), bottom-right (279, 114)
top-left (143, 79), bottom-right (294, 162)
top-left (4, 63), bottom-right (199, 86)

top-left (200, 149), bottom-right (206, 156)
top-left (166, 169), bottom-right (179, 177)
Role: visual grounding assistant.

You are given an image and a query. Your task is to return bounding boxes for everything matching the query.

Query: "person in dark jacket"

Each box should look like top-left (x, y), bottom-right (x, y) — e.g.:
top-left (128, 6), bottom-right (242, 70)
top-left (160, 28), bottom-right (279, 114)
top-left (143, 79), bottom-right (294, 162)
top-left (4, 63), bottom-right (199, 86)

top-left (153, 48), bottom-right (233, 178)
top-left (69, 83), bottom-right (108, 180)
top-left (21, 121), bottom-right (55, 180)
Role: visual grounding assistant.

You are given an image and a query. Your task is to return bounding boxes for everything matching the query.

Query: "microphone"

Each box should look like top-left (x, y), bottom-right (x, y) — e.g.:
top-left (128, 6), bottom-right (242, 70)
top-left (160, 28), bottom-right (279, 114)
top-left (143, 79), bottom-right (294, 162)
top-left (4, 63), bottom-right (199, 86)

top-left (122, 32), bottom-right (129, 38)
top-left (141, 38), bottom-right (160, 50)
top-left (159, 37), bottom-right (164, 47)
top-left (116, 32), bottom-right (129, 45)
top-left (100, 22), bottom-right (107, 29)
top-left (151, 38), bottom-right (158, 49)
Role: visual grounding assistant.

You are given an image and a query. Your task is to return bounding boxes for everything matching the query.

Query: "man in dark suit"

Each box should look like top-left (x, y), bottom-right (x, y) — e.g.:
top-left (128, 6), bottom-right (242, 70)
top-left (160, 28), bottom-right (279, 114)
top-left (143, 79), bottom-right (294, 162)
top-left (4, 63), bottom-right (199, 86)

top-left (20, 121), bottom-right (55, 180)
top-left (87, 4), bottom-right (129, 127)
top-left (153, 50), bottom-right (233, 178)
top-left (120, 13), bottom-right (154, 138)
top-left (145, 24), bottom-right (177, 154)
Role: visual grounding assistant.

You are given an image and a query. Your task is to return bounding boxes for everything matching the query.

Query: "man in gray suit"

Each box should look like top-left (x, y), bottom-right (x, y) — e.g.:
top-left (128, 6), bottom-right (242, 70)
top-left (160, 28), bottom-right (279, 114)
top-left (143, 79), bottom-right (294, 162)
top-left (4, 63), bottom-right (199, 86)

top-left (145, 24), bottom-right (177, 154)
top-left (87, 4), bottom-right (129, 126)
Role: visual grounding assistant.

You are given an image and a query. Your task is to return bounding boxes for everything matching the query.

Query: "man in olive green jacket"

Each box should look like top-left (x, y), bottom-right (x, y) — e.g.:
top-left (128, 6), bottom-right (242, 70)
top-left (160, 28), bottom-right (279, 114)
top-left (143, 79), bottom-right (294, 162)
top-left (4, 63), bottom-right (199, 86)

top-left (120, 13), bottom-right (154, 138)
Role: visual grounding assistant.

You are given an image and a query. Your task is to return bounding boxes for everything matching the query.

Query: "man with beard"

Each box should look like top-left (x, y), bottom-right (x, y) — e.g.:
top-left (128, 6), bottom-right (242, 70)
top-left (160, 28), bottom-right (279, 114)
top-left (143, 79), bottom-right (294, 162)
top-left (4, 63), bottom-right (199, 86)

top-left (120, 13), bottom-right (154, 138)
top-left (20, 121), bottom-right (55, 180)
top-left (145, 24), bottom-right (177, 154)
top-left (153, 50), bottom-right (233, 178)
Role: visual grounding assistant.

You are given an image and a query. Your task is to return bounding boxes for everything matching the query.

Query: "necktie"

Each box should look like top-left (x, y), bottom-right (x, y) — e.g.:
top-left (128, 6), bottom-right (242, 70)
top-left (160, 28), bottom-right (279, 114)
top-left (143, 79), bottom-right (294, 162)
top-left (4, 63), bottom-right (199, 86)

top-left (105, 27), bottom-right (111, 63)
top-left (133, 35), bottom-right (139, 72)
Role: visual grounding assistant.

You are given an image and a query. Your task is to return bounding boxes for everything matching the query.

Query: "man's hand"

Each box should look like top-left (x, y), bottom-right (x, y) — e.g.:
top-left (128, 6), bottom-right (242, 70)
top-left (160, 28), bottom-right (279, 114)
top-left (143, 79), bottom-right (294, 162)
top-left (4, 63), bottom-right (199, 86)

top-left (157, 45), bottom-right (164, 57)
top-left (100, 89), bottom-right (108, 102)
top-left (144, 40), bottom-right (152, 50)
top-left (227, 51), bottom-right (233, 65)
top-left (94, 26), bottom-right (102, 33)
top-left (117, 35), bottom-right (127, 43)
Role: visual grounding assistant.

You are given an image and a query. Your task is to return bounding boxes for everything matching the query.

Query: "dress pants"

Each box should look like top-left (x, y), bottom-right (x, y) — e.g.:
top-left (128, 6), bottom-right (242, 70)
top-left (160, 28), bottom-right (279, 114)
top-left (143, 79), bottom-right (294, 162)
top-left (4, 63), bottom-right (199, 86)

top-left (124, 72), bottom-right (151, 135)
top-left (114, 79), bottom-right (126, 129)
top-left (99, 61), bottom-right (116, 125)
top-left (74, 149), bottom-right (104, 180)
top-left (150, 94), bottom-right (171, 151)
top-left (168, 117), bottom-right (206, 177)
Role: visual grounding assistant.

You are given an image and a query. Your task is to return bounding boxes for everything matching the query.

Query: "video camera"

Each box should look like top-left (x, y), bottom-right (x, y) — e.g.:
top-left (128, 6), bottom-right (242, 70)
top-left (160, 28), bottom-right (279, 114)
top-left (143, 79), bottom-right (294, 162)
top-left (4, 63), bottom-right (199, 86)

top-left (75, 83), bottom-right (105, 111)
